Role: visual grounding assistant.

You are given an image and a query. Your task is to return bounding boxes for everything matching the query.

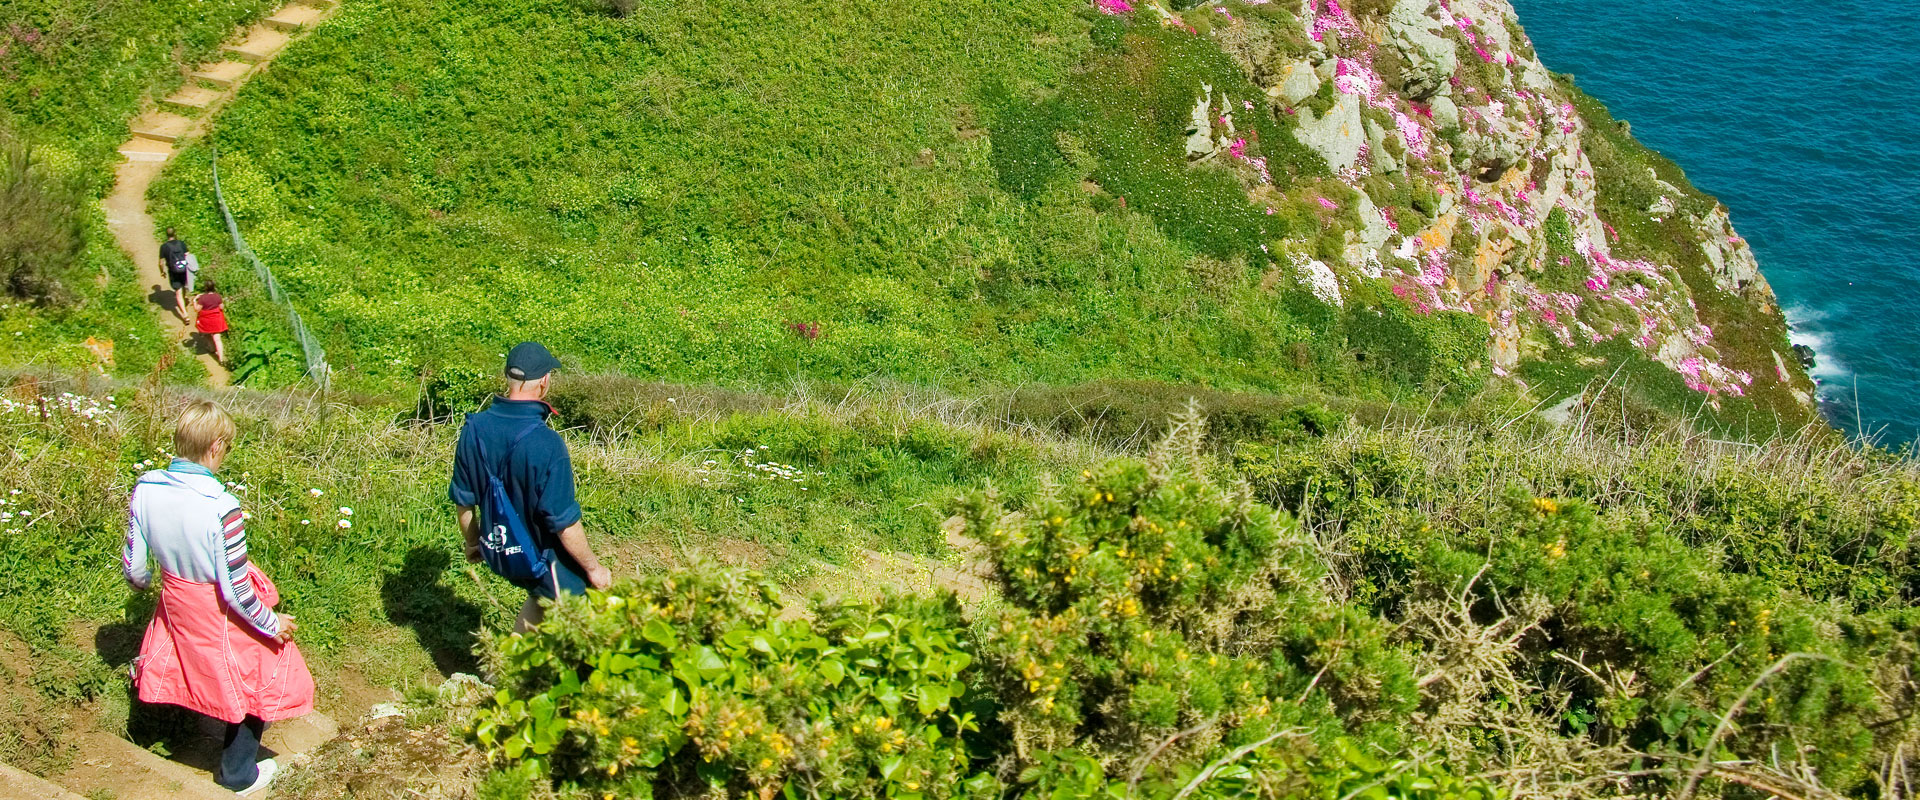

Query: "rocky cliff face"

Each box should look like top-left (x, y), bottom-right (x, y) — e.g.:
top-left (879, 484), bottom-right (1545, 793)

top-left (1179, 0), bottom-right (1813, 410)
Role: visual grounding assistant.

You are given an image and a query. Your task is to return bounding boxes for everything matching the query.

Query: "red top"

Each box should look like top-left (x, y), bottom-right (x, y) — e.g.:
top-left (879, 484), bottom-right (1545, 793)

top-left (195, 293), bottom-right (228, 334)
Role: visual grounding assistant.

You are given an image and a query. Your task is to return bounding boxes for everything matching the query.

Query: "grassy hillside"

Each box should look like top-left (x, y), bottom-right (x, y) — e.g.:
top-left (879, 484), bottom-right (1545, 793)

top-left (0, 0), bottom-right (258, 380)
top-left (146, 0), bottom-right (1496, 403)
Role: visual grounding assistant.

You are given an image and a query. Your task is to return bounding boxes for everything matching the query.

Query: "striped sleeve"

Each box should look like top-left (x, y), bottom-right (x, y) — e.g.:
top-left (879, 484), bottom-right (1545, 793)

top-left (123, 497), bottom-right (151, 591)
top-left (213, 507), bottom-right (280, 639)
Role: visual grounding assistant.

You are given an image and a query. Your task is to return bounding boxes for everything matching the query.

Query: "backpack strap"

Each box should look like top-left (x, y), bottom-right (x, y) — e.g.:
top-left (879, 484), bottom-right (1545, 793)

top-left (472, 417), bottom-right (547, 480)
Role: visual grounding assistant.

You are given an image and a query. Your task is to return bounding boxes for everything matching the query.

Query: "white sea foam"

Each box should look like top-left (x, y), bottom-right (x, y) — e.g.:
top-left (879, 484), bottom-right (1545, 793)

top-left (1783, 305), bottom-right (1849, 382)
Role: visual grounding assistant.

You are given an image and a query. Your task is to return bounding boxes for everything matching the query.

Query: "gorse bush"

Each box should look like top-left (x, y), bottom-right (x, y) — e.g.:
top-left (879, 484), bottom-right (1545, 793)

top-left (475, 417), bottom-right (1501, 799)
top-left (1425, 492), bottom-right (1883, 785)
top-left (1234, 414), bottom-right (1920, 797)
top-left (959, 426), bottom-right (1412, 758)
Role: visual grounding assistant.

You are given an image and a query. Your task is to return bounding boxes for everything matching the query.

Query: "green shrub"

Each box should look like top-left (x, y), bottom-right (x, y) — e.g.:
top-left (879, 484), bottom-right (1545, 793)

top-left (0, 138), bottom-right (84, 305)
top-left (1421, 492), bottom-right (1885, 790)
top-left (476, 569), bottom-right (990, 798)
top-left (1341, 284), bottom-right (1490, 392)
top-left (958, 425), bottom-right (1415, 777)
top-left (474, 422), bottom-right (1502, 799)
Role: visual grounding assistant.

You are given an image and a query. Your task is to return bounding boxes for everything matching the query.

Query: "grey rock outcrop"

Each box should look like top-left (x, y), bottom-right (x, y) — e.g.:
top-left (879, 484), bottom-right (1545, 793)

top-left (1386, 0), bottom-right (1457, 99)
top-left (1185, 84), bottom-right (1216, 160)
top-left (1429, 95), bottom-right (1460, 130)
top-left (1267, 59), bottom-right (1321, 106)
top-left (1696, 206), bottom-right (1769, 295)
top-left (1292, 91), bottom-right (1365, 171)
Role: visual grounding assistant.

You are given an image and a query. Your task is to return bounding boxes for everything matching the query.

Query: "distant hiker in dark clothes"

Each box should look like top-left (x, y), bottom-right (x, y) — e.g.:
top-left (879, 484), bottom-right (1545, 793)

top-left (160, 228), bottom-right (191, 318)
top-left (194, 279), bottom-right (229, 363)
top-left (449, 342), bottom-right (611, 633)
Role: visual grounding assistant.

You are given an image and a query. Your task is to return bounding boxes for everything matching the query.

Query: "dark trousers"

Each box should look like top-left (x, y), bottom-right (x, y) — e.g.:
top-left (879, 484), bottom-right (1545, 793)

top-left (215, 715), bottom-right (265, 790)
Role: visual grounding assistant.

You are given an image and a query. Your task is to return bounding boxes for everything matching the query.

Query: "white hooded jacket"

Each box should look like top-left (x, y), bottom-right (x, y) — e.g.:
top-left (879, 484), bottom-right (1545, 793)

top-left (124, 460), bottom-right (281, 639)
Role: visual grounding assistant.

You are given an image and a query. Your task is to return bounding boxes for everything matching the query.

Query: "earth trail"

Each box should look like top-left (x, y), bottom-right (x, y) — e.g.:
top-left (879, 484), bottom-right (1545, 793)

top-left (25, 5), bottom-right (353, 797)
top-left (101, 0), bottom-right (340, 387)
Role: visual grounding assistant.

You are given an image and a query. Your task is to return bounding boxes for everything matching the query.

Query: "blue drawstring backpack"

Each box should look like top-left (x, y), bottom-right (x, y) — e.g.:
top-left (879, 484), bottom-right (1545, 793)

top-left (470, 417), bottom-right (555, 584)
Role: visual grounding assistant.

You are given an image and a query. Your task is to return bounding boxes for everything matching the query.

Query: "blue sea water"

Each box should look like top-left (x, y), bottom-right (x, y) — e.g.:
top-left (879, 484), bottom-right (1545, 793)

top-left (1509, 0), bottom-right (1920, 446)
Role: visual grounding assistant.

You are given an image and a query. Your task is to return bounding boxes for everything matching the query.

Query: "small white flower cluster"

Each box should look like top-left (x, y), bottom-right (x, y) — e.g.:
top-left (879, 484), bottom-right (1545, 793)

top-left (692, 446), bottom-right (825, 491)
top-left (337, 506), bottom-right (353, 529)
top-left (0, 392), bottom-right (119, 429)
top-left (0, 493), bottom-right (38, 534)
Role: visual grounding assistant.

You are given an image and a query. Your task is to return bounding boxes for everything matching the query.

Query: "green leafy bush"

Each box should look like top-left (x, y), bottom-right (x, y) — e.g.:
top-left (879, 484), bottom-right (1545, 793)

top-left (1422, 492), bottom-right (1886, 791)
top-left (472, 418), bottom-right (1503, 799)
top-left (476, 569), bottom-right (989, 798)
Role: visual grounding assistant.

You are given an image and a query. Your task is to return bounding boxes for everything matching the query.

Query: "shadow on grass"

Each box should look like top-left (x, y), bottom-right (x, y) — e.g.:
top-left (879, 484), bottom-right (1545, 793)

top-left (380, 547), bottom-right (484, 677)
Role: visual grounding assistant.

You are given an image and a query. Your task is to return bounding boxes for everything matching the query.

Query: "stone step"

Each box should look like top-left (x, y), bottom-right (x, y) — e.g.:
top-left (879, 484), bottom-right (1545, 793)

top-left (0, 763), bottom-right (86, 800)
top-left (222, 25), bottom-right (291, 62)
top-left (160, 84), bottom-right (222, 112)
top-left (53, 734), bottom-right (237, 800)
top-left (51, 711), bottom-right (337, 800)
top-left (130, 111), bottom-right (196, 143)
top-left (266, 710), bottom-right (340, 755)
top-left (190, 60), bottom-right (253, 88)
top-left (264, 4), bottom-right (326, 31)
top-left (118, 137), bottom-right (174, 163)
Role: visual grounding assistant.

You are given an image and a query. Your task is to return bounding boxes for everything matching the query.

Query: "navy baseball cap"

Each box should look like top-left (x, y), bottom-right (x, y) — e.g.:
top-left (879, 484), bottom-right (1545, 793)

top-left (504, 342), bottom-right (562, 380)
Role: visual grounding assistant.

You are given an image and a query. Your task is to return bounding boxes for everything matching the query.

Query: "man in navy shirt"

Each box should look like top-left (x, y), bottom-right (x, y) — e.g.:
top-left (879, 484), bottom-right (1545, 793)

top-left (449, 342), bottom-right (611, 631)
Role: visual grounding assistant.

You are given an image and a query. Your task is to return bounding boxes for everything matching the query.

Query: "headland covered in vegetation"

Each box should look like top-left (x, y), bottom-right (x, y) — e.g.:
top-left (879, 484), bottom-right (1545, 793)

top-left (0, 0), bottom-right (1915, 796)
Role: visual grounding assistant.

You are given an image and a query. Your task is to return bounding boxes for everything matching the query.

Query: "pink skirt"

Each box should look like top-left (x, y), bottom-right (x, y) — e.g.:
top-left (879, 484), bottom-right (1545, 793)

top-left (132, 569), bottom-right (314, 723)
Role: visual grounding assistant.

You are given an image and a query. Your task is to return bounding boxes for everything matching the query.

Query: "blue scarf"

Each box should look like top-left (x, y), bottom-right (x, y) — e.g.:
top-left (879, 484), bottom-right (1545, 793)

top-left (168, 458), bottom-right (219, 480)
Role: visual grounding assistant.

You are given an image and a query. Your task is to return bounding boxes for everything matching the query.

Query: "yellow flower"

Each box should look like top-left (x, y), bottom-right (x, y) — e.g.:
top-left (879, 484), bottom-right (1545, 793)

top-left (1533, 497), bottom-right (1560, 514)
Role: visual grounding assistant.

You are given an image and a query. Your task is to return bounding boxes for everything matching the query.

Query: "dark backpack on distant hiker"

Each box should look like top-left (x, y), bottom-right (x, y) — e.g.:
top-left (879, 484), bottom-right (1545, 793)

top-left (161, 239), bottom-right (189, 277)
top-left (468, 416), bottom-right (556, 584)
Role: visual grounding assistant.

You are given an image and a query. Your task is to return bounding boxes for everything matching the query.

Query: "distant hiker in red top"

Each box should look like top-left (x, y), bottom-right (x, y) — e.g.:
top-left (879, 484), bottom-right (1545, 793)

top-left (124, 401), bottom-right (314, 796)
top-left (195, 278), bottom-right (229, 363)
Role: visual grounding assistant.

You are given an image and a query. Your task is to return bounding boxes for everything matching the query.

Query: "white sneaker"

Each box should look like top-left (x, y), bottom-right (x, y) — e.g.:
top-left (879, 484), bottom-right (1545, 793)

top-left (235, 757), bottom-right (279, 797)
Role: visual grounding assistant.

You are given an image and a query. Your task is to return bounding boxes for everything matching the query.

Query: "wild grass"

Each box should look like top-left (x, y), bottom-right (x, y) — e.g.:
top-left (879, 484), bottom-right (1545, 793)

top-left (0, 369), bottom-right (1108, 771)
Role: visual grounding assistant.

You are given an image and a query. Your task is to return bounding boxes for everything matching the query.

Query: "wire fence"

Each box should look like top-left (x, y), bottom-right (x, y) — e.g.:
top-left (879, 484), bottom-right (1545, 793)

top-left (209, 145), bottom-right (330, 388)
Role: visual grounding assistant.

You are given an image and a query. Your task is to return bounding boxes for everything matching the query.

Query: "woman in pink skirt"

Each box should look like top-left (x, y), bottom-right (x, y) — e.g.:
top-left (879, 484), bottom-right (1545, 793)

top-left (124, 401), bottom-right (314, 796)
